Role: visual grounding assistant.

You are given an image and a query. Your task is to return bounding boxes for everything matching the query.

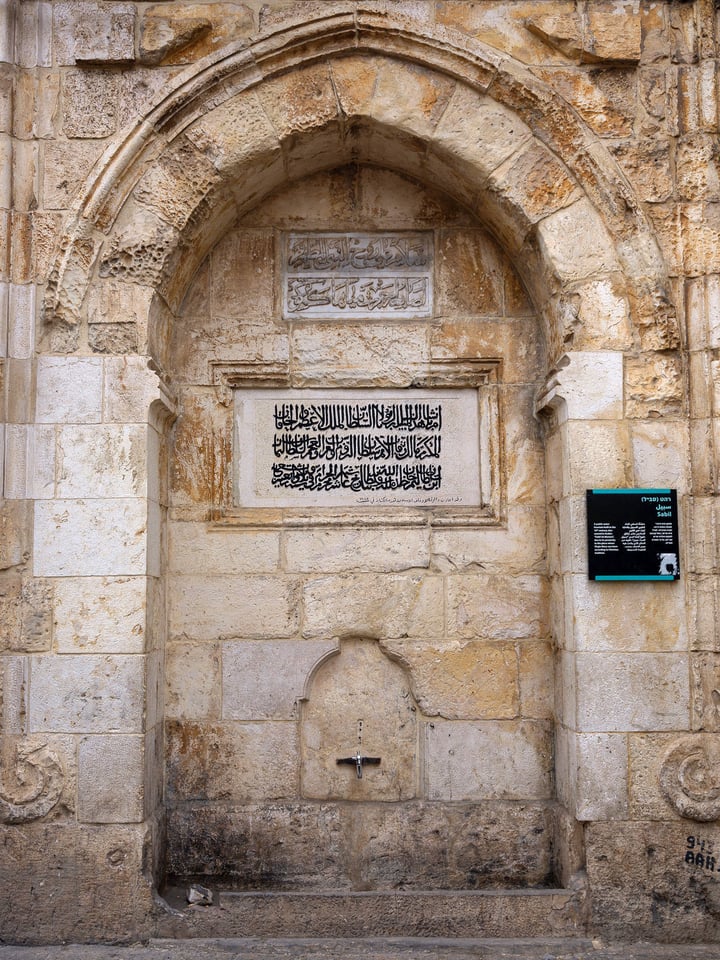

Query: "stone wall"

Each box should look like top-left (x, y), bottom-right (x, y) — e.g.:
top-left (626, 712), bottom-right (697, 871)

top-left (0, 0), bottom-right (719, 945)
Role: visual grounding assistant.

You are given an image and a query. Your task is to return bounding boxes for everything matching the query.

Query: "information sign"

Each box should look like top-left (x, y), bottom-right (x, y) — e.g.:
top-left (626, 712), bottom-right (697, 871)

top-left (586, 488), bottom-right (680, 581)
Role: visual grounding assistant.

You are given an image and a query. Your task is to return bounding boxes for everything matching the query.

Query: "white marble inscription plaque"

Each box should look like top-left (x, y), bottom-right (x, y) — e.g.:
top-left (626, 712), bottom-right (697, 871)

top-left (282, 232), bottom-right (433, 320)
top-left (234, 389), bottom-right (481, 508)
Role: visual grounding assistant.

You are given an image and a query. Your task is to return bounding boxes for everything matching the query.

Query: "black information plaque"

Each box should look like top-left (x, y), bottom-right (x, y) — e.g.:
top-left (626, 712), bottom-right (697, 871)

top-left (586, 488), bottom-right (680, 581)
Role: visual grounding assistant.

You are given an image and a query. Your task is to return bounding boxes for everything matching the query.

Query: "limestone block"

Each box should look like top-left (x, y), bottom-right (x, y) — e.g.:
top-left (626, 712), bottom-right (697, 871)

top-left (284, 527), bottom-right (430, 574)
top-left (302, 573), bottom-right (443, 640)
top-left (557, 648), bottom-right (578, 729)
top-left (139, 13), bottom-right (212, 66)
top-left (574, 732), bottom-right (629, 821)
top-left (256, 64), bottom-right (338, 139)
top-left (446, 574), bottom-right (548, 641)
top-left (0, 821), bottom-right (156, 942)
top-left (78, 734), bottom-right (144, 823)
top-left (170, 574), bottom-right (300, 641)
top-left (557, 494), bottom-right (592, 576)
top-left (535, 67), bottom-right (634, 138)
top-left (144, 647), bottom-right (163, 732)
top-left (687, 497), bottom-right (719, 576)
top-left (432, 85), bottom-right (531, 186)
top-left (165, 640), bottom-right (221, 720)
top-left (369, 58), bottom-right (455, 141)
top-left (166, 719), bottom-right (298, 802)
top-left (430, 318), bottom-right (544, 385)
top-left (628, 732), bottom-right (686, 820)
top-left (611, 138), bottom-right (673, 202)
top-left (15, 2), bottom-right (52, 69)
top-left (554, 724), bottom-right (575, 811)
top-left (3, 424), bottom-right (55, 500)
top-left (0, 500), bottom-right (31, 572)
top-left (291, 323), bottom-right (429, 386)
top-left (704, 276), bottom-right (720, 347)
top-left (631, 420), bottom-right (689, 493)
top-left (87, 280), bottom-right (153, 340)
top-left (569, 576), bottom-right (688, 653)
top-left (7, 283), bottom-right (35, 359)
top-left (424, 720), bottom-right (553, 801)
top-left (169, 389), bottom-right (230, 508)
top-left (169, 523), bottom-right (279, 575)
top-left (53, 576), bottom-right (147, 654)
top-left (0, 576), bottom-right (52, 653)
top-left (625, 352), bottom-right (683, 419)
top-left (677, 135), bottom-right (720, 202)
top-left (185, 90), bottom-right (281, 176)
top-left (503, 387), bottom-right (547, 506)
top-left (559, 277), bottom-right (632, 351)
top-left (53, 2), bottom-right (135, 65)
top-left (166, 802), bottom-right (345, 887)
top-left (139, 3), bottom-right (254, 66)
top-left (222, 638), bottom-right (337, 720)
top-left (61, 70), bottom-right (117, 138)
top-left (544, 351), bottom-right (624, 422)
top-left (33, 498), bottom-right (150, 577)
top-left (575, 652), bottom-right (689, 732)
top-left (565, 420), bottom-right (630, 492)
top-left (28, 653), bottom-right (145, 733)
top-left (115, 66), bottom-right (186, 133)
top-left (586, 7), bottom-right (642, 63)
top-left (103, 356), bottom-right (168, 424)
top-left (537, 199), bottom-right (619, 283)
top-left (330, 55), bottom-right (381, 120)
top-left (99, 202), bottom-right (180, 287)
top-left (210, 230), bottom-right (274, 320)
top-left (682, 203), bottom-right (720, 276)
top-left (691, 652), bottom-right (720, 731)
top-left (383, 638), bottom-right (519, 720)
top-left (55, 424), bottom-right (148, 499)
top-left (486, 140), bottom-right (581, 234)
top-left (43, 140), bottom-right (104, 211)
top-left (518, 640), bottom-right (555, 720)
top-left (349, 800), bottom-right (552, 890)
top-left (36, 357), bottom-right (102, 424)
top-left (133, 137), bottom-right (220, 234)
top-left (435, 229), bottom-right (503, 317)
top-left (430, 506), bottom-right (546, 574)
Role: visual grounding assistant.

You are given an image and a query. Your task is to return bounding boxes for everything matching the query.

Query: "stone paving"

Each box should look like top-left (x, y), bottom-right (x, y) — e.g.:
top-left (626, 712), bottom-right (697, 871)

top-left (0, 940), bottom-right (719, 960)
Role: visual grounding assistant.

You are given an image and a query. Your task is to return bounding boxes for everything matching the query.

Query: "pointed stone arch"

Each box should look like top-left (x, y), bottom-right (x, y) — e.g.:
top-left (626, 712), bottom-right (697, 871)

top-left (43, 7), bottom-right (679, 371)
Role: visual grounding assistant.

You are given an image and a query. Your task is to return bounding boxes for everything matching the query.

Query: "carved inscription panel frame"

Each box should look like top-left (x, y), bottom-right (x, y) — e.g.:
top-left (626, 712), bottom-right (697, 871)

top-left (281, 232), bottom-right (434, 321)
top-left (211, 359), bottom-right (504, 529)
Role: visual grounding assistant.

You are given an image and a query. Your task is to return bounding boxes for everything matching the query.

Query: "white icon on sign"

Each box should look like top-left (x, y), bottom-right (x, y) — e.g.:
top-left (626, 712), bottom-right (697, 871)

top-left (659, 553), bottom-right (678, 576)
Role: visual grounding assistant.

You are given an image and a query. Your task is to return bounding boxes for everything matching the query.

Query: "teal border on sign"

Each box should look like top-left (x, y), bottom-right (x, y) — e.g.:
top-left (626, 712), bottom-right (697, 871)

top-left (591, 488), bottom-right (671, 494)
top-left (595, 575), bottom-right (675, 581)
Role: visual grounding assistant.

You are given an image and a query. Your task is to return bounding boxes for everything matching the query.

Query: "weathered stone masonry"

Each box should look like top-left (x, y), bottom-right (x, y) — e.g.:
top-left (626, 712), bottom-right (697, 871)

top-left (1, 0), bottom-right (720, 945)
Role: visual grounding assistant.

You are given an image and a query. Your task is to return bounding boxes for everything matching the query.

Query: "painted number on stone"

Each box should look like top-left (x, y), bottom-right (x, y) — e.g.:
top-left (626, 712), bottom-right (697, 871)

top-left (685, 836), bottom-right (717, 873)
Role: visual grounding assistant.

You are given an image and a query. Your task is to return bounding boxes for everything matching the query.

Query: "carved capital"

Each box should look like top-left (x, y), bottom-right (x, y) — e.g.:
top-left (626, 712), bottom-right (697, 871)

top-left (660, 736), bottom-right (720, 823)
top-left (0, 741), bottom-right (64, 824)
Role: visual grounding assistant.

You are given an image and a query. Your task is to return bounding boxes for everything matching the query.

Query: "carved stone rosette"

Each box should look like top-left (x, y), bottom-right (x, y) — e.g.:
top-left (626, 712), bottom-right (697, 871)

top-left (659, 736), bottom-right (720, 823)
top-left (0, 741), bottom-right (64, 824)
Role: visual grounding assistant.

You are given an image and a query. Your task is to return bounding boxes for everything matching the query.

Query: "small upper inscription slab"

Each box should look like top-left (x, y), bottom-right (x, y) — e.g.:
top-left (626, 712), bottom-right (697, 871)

top-left (282, 232), bottom-right (433, 320)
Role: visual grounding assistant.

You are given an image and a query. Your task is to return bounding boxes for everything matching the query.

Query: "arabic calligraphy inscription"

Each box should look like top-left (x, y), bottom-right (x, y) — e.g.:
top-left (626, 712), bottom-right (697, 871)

top-left (282, 232), bottom-right (434, 320)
